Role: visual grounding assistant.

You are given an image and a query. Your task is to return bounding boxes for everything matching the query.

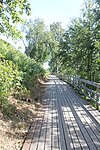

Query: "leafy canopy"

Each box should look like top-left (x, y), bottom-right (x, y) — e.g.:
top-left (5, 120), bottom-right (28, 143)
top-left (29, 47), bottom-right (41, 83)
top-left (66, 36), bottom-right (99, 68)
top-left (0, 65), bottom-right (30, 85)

top-left (0, 0), bottom-right (31, 39)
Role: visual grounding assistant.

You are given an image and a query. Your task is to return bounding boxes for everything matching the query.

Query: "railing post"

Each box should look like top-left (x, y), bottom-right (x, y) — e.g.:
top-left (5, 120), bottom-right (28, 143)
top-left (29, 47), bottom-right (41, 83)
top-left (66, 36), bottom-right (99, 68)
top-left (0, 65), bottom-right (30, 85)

top-left (96, 94), bottom-right (99, 110)
top-left (59, 74), bottom-right (100, 110)
top-left (96, 86), bottom-right (100, 110)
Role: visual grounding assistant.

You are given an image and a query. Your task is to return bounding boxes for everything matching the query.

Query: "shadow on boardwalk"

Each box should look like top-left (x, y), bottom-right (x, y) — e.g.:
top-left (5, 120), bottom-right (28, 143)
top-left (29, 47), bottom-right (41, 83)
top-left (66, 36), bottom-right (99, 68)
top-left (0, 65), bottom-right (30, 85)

top-left (22, 75), bottom-right (100, 150)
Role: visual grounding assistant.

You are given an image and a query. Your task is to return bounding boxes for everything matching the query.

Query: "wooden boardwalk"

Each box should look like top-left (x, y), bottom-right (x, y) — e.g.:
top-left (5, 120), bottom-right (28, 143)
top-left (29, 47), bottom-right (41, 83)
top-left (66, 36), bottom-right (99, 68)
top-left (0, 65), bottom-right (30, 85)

top-left (22, 75), bottom-right (100, 150)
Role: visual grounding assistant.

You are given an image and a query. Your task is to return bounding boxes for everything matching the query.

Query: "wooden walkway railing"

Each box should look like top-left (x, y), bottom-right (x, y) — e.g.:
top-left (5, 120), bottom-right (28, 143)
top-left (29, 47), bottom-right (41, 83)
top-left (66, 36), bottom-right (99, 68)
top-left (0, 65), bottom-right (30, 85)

top-left (59, 75), bottom-right (100, 110)
top-left (22, 75), bottom-right (100, 150)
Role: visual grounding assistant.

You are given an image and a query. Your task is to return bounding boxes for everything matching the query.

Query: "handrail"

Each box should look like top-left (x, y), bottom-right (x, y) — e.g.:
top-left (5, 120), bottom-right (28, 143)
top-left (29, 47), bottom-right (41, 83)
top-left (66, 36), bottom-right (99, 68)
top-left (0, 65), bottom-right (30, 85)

top-left (58, 75), bottom-right (100, 110)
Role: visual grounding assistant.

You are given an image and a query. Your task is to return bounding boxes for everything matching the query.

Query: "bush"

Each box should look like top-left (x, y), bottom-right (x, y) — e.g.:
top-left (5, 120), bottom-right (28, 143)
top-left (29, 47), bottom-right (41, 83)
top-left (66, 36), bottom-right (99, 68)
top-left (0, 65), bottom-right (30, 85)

top-left (0, 39), bottom-right (46, 107)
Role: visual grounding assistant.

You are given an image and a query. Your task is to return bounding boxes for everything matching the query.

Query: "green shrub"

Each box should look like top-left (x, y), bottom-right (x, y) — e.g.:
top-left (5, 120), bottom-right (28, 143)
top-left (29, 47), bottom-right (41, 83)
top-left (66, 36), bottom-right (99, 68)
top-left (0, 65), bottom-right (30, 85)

top-left (0, 59), bottom-right (21, 98)
top-left (0, 39), bottom-right (46, 103)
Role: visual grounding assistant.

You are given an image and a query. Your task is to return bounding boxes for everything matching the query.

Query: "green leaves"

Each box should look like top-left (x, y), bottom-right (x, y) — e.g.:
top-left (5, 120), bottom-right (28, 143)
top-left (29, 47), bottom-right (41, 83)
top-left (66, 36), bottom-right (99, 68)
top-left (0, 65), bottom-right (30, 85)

top-left (0, 39), bottom-right (45, 100)
top-left (25, 19), bottom-right (50, 63)
top-left (0, 0), bottom-right (31, 39)
top-left (0, 60), bottom-right (19, 97)
top-left (58, 0), bottom-right (100, 82)
top-left (24, 19), bottom-right (65, 70)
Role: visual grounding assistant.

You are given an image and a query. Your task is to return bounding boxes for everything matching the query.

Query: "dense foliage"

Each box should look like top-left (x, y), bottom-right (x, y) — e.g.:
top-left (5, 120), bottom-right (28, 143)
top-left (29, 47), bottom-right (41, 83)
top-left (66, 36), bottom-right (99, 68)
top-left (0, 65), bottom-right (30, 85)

top-left (0, 0), bottom-right (99, 107)
top-left (0, 0), bottom-right (99, 120)
top-left (24, 0), bottom-right (99, 82)
top-left (0, 39), bottom-right (45, 102)
top-left (24, 19), bottom-right (64, 72)
top-left (57, 0), bottom-right (100, 82)
top-left (25, 19), bottom-right (50, 63)
top-left (0, 0), bottom-right (31, 39)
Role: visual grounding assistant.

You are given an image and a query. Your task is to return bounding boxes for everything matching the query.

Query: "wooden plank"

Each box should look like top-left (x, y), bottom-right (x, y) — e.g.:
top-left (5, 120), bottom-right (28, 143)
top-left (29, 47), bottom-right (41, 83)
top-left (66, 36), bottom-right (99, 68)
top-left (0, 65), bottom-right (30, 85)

top-left (55, 80), bottom-right (72, 150)
top-left (70, 90), bottom-right (100, 131)
top-left (75, 106), bottom-right (100, 149)
top-left (52, 90), bottom-right (61, 150)
top-left (22, 118), bottom-right (38, 150)
top-left (57, 79), bottom-right (98, 150)
top-left (74, 104), bottom-right (100, 134)
top-left (22, 75), bottom-right (100, 150)
top-left (64, 108), bottom-right (88, 150)
top-left (83, 105), bottom-right (100, 123)
top-left (61, 75), bottom-right (100, 108)
top-left (57, 81), bottom-right (86, 150)
top-left (36, 108), bottom-right (48, 150)
top-left (29, 110), bottom-right (45, 150)
top-left (36, 87), bottom-right (51, 150)
top-left (29, 84), bottom-right (48, 150)
top-left (78, 78), bottom-right (100, 88)
top-left (67, 87), bottom-right (100, 149)
top-left (44, 86), bottom-right (52, 150)
top-left (60, 79), bottom-right (100, 127)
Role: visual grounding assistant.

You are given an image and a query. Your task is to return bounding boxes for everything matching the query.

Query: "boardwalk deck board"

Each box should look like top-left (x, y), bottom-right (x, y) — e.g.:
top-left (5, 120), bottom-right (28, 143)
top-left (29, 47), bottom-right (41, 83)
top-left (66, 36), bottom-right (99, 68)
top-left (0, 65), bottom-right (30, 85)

top-left (22, 75), bottom-right (100, 150)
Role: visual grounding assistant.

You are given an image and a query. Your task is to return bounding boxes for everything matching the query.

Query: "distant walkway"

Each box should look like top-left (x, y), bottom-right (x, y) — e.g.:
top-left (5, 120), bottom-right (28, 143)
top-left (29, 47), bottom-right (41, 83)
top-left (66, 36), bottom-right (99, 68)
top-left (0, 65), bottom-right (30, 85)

top-left (22, 75), bottom-right (100, 150)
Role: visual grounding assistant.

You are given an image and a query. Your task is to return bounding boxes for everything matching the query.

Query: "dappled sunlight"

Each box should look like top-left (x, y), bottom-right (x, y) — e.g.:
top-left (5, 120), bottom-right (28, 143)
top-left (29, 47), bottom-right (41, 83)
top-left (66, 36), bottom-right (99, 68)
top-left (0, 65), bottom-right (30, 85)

top-left (44, 75), bottom-right (66, 85)
top-left (61, 106), bottom-right (89, 149)
top-left (22, 76), bottom-right (100, 150)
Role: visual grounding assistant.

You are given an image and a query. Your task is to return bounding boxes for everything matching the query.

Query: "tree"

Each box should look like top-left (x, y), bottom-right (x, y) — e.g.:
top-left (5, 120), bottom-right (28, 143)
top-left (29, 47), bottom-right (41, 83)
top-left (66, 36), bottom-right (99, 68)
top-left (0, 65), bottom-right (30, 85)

top-left (25, 18), bottom-right (50, 63)
top-left (49, 22), bottom-right (64, 73)
top-left (0, 0), bottom-right (31, 39)
top-left (58, 0), bottom-right (100, 82)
